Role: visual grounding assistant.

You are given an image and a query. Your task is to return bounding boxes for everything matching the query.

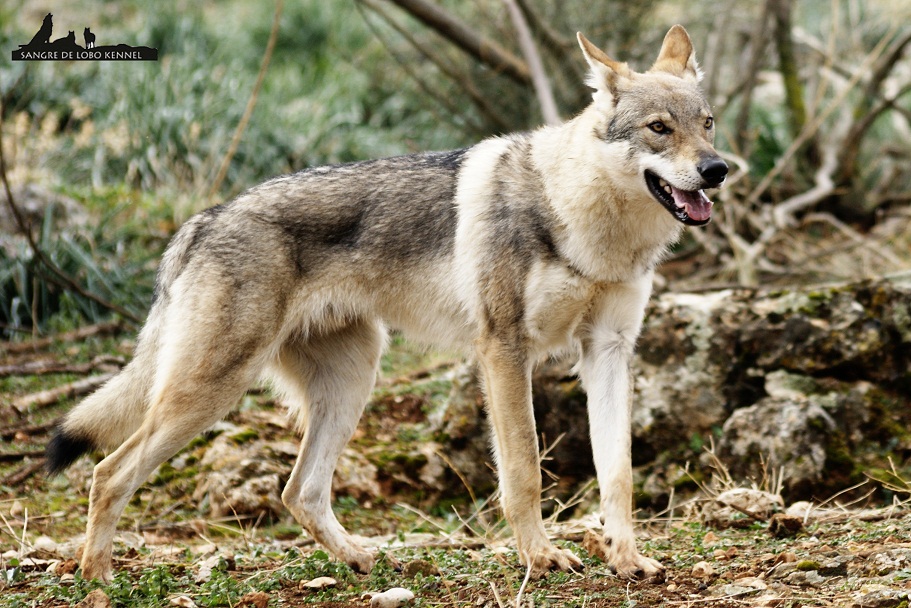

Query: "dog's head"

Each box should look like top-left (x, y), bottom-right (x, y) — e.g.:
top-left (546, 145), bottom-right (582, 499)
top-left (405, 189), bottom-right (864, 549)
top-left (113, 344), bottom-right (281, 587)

top-left (578, 26), bottom-right (727, 226)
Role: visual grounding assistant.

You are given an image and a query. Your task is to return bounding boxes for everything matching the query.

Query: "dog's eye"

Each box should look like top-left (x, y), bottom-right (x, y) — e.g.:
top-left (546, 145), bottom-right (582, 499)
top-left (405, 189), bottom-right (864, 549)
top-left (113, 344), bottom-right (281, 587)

top-left (648, 121), bottom-right (669, 134)
top-left (704, 117), bottom-right (714, 129)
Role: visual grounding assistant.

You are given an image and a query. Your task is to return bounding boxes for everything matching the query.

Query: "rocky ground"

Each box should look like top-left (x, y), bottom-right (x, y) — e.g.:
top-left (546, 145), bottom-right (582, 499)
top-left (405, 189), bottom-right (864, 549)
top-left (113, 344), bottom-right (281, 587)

top-left (2, 275), bottom-right (911, 607)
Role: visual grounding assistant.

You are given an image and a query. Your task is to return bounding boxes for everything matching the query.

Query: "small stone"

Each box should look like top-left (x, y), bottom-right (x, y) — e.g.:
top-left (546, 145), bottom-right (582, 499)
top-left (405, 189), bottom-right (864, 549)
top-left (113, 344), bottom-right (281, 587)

top-left (236, 591), bottom-right (270, 608)
top-left (194, 554), bottom-right (222, 583)
top-left (775, 552), bottom-right (798, 564)
top-left (74, 589), bottom-right (111, 608)
top-left (768, 562), bottom-right (797, 580)
top-left (170, 596), bottom-right (197, 608)
top-left (301, 576), bottom-right (337, 590)
top-left (55, 558), bottom-right (78, 576)
top-left (692, 561), bottom-right (715, 578)
top-left (582, 530), bottom-right (609, 561)
top-left (769, 513), bottom-right (804, 538)
top-left (819, 556), bottom-right (851, 577)
top-left (368, 587), bottom-right (415, 608)
top-left (32, 535), bottom-right (57, 553)
top-left (851, 589), bottom-right (910, 608)
top-left (733, 576), bottom-right (767, 590)
top-left (703, 531), bottom-right (719, 546)
top-left (784, 570), bottom-right (825, 587)
top-left (60, 572), bottom-right (76, 582)
top-left (666, 583), bottom-right (677, 592)
top-left (402, 559), bottom-right (439, 578)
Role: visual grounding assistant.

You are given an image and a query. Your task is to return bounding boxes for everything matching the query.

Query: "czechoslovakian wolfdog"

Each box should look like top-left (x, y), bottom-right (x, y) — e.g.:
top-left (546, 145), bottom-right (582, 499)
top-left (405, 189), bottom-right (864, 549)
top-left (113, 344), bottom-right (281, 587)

top-left (48, 25), bottom-right (727, 583)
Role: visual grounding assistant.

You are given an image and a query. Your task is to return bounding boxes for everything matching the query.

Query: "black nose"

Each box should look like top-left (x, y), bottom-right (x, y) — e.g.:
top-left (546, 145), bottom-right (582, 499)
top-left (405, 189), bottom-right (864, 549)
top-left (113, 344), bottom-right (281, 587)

top-left (697, 157), bottom-right (728, 186)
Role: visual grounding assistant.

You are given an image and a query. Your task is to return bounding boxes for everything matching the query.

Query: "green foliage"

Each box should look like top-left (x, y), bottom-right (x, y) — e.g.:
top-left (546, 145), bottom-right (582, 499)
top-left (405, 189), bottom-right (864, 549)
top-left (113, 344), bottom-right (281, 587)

top-left (1, 0), bottom-right (468, 197)
top-left (0, 197), bottom-right (157, 334)
top-left (277, 548), bottom-right (358, 585)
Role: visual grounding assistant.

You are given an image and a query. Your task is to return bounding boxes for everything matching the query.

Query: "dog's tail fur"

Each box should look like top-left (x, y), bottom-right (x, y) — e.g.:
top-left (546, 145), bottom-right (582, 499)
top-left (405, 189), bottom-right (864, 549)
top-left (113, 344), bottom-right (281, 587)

top-left (45, 313), bottom-right (161, 475)
top-left (45, 216), bottom-right (204, 475)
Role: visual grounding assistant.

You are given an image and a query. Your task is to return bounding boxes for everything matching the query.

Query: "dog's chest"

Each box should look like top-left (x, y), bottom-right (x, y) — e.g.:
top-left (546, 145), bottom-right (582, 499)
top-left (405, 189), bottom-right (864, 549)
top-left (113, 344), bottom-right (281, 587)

top-left (523, 260), bottom-right (601, 352)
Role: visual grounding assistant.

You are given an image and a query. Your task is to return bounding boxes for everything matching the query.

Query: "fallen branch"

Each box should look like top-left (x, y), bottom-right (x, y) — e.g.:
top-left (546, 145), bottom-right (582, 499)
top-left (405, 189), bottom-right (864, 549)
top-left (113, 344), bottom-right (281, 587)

top-left (0, 354), bottom-right (125, 377)
top-left (744, 25), bottom-right (897, 208)
top-left (0, 451), bottom-right (45, 462)
top-left (0, 320), bottom-right (124, 355)
top-left (2, 459), bottom-right (46, 486)
top-left (12, 372), bottom-right (115, 413)
top-left (1, 421), bottom-right (55, 441)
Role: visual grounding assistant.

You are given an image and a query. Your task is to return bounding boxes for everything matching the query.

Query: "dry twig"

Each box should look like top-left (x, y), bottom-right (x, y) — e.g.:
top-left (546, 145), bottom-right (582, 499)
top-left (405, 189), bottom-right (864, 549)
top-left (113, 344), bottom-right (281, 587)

top-left (0, 320), bottom-right (124, 355)
top-left (12, 372), bottom-right (115, 413)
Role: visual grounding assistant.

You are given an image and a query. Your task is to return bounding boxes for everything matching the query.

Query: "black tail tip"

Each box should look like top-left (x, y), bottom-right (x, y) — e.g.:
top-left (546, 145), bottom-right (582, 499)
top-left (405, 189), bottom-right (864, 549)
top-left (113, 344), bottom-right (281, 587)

top-left (45, 428), bottom-right (94, 475)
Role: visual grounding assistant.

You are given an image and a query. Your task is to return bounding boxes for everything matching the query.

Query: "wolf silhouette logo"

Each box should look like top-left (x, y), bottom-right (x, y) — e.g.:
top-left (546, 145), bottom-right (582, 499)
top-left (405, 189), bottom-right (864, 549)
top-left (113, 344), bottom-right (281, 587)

top-left (22, 13), bottom-right (53, 47)
top-left (12, 13), bottom-right (157, 61)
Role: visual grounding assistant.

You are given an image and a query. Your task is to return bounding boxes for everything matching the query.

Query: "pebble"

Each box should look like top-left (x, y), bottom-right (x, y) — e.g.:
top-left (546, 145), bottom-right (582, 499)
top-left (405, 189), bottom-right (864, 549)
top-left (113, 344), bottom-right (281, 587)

top-left (367, 587), bottom-right (415, 608)
top-left (301, 576), bottom-right (337, 590)
top-left (33, 535), bottom-right (57, 552)
top-left (692, 561), bottom-right (715, 578)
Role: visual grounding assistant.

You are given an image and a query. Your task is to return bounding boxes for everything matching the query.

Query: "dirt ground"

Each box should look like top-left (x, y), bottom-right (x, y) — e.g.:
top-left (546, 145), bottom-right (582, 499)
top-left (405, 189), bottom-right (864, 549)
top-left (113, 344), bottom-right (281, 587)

top-left (2, 329), bottom-right (911, 607)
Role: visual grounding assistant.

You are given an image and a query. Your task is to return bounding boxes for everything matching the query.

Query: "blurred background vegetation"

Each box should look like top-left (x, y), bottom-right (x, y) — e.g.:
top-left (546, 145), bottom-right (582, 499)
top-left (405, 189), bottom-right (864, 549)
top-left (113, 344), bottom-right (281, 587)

top-left (1, 0), bottom-right (910, 337)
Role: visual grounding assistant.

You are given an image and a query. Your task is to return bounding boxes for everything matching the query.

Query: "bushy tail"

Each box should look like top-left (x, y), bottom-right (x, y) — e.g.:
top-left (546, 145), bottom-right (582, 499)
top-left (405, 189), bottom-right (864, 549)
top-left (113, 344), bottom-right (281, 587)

top-left (45, 212), bottom-right (205, 475)
top-left (45, 315), bottom-right (161, 475)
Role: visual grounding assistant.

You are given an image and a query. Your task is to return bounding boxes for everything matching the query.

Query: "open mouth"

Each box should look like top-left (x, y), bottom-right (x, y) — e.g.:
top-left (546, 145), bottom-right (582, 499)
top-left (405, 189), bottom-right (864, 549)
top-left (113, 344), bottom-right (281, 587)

top-left (644, 170), bottom-right (713, 226)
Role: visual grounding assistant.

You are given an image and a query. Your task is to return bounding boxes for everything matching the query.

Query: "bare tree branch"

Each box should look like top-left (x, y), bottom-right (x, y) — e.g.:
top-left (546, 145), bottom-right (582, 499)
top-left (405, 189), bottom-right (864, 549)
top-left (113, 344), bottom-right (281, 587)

top-left (513, 0), bottom-right (576, 57)
top-left (357, 0), bottom-right (511, 133)
top-left (743, 27), bottom-right (896, 209)
top-left (0, 101), bottom-right (141, 325)
top-left (208, 0), bottom-right (283, 198)
top-left (384, 0), bottom-right (531, 86)
top-left (733, 1), bottom-right (772, 156)
top-left (771, 0), bottom-right (818, 169)
top-left (502, 0), bottom-right (560, 125)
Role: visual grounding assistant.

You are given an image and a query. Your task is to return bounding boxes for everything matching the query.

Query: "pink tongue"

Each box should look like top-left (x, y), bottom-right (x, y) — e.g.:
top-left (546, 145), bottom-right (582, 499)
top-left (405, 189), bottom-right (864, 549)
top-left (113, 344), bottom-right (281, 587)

top-left (670, 187), bottom-right (713, 221)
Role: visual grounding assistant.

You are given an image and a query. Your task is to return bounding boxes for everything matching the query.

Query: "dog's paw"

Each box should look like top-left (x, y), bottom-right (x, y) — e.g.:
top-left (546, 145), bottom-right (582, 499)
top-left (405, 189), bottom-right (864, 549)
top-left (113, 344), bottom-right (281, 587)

top-left (524, 545), bottom-right (584, 579)
top-left (610, 552), bottom-right (666, 583)
top-left (581, 530), bottom-right (665, 583)
top-left (79, 559), bottom-right (113, 583)
top-left (76, 544), bottom-right (113, 583)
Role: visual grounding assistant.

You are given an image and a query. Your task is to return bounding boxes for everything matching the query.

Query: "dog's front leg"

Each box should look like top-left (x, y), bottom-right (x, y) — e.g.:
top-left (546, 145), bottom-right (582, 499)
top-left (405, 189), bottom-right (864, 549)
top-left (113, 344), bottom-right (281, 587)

top-left (476, 335), bottom-right (582, 578)
top-left (579, 279), bottom-right (665, 582)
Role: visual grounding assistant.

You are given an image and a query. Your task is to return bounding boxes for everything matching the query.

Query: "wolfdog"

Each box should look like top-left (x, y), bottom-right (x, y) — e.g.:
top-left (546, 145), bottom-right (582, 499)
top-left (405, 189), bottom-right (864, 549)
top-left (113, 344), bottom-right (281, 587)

top-left (47, 25), bottom-right (727, 583)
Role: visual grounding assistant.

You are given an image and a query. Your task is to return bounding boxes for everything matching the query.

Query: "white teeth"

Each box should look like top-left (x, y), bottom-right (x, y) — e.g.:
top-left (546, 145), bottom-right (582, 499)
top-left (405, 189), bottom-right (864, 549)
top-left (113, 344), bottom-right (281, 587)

top-left (658, 178), bottom-right (672, 195)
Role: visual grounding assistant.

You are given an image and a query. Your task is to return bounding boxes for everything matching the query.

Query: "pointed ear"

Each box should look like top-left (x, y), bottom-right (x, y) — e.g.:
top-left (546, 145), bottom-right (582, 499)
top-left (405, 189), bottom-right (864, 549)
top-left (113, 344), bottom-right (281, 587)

top-left (577, 32), bottom-right (632, 100)
top-left (650, 25), bottom-right (702, 82)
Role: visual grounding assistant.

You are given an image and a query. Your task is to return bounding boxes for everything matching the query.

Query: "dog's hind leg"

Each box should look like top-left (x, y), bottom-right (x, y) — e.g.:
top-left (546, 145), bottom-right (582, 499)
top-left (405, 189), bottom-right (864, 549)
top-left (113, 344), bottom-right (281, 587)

top-left (273, 319), bottom-right (385, 573)
top-left (80, 368), bottom-right (259, 581)
top-left (79, 293), bottom-right (270, 582)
